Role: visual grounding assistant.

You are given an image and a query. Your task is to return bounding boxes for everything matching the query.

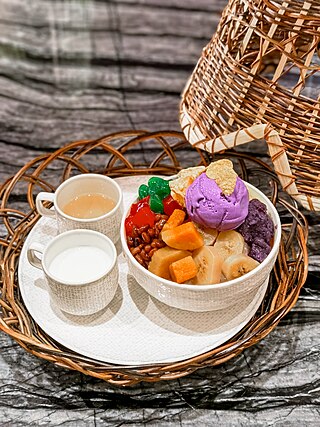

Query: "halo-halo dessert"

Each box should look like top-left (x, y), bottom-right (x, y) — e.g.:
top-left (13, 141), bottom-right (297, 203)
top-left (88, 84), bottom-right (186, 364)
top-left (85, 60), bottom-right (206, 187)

top-left (123, 160), bottom-right (276, 286)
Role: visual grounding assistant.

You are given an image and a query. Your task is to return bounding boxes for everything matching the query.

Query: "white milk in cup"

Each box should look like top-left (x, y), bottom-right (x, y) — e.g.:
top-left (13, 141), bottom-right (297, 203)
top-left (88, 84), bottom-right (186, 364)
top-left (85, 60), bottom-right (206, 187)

top-left (27, 229), bottom-right (119, 315)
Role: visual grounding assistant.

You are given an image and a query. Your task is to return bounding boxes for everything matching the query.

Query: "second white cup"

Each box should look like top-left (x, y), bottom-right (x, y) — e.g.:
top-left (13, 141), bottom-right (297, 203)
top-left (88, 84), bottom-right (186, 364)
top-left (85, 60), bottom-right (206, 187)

top-left (36, 173), bottom-right (123, 243)
top-left (27, 229), bottom-right (119, 316)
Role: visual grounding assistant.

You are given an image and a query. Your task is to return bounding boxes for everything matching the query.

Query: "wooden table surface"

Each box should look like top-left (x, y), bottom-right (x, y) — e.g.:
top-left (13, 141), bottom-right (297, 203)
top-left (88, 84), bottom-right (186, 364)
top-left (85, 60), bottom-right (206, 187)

top-left (0, 1), bottom-right (319, 426)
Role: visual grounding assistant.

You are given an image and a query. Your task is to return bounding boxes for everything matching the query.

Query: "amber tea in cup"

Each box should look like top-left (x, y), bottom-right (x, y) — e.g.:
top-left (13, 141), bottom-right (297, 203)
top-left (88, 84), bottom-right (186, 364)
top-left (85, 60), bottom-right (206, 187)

top-left (62, 193), bottom-right (116, 219)
top-left (36, 174), bottom-right (123, 243)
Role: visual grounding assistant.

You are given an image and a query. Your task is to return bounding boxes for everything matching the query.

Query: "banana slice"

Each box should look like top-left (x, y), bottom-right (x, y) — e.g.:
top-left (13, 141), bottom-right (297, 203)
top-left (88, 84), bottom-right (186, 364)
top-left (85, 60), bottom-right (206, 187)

top-left (194, 223), bottom-right (218, 246)
top-left (222, 254), bottom-right (260, 281)
top-left (243, 242), bottom-right (250, 255)
top-left (212, 230), bottom-right (245, 261)
top-left (191, 246), bottom-right (223, 285)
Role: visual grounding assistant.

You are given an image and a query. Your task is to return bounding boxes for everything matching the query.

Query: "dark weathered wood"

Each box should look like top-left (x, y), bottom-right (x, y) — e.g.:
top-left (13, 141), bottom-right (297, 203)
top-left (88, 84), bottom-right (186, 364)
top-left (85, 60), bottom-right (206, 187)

top-left (0, 0), bottom-right (222, 167)
top-left (0, 0), bottom-right (319, 425)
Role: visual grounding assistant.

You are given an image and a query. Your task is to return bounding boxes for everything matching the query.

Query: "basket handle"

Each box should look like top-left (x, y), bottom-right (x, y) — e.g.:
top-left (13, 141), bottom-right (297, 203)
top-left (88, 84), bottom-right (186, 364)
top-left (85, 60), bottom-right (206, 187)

top-left (204, 124), bottom-right (298, 197)
top-left (185, 122), bottom-right (299, 203)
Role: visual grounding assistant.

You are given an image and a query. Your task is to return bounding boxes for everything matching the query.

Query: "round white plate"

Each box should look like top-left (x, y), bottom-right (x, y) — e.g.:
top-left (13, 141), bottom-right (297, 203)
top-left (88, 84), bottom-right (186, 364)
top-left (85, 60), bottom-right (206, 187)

top-left (18, 176), bottom-right (267, 366)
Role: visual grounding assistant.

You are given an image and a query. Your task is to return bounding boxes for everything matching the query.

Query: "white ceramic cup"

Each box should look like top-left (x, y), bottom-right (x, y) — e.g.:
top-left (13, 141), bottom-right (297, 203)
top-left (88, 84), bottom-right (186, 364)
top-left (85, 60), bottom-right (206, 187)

top-left (36, 174), bottom-right (123, 243)
top-left (27, 229), bottom-right (119, 316)
top-left (121, 181), bottom-right (282, 312)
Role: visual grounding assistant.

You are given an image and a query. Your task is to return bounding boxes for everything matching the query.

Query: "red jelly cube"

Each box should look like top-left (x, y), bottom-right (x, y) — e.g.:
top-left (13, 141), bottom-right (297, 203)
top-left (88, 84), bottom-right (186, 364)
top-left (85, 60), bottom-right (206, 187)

top-left (125, 215), bottom-right (135, 236)
top-left (163, 195), bottom-right (182, 216)
top-left (130, 196), bottom-right (150, 215)
top-left (133, 205), bottom-right (156, 228)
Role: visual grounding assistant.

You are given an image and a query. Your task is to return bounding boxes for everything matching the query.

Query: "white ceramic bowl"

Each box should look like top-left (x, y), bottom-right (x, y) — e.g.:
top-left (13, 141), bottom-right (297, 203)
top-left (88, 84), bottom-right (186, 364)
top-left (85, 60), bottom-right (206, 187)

top-left (121, 182), bottom-right (281, 312)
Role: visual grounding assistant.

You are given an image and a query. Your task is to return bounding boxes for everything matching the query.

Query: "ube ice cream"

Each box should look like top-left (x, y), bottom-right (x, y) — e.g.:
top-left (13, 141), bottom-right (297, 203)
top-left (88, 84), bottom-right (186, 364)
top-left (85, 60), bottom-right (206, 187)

top-left (185, 172), bottom-right (249, 231)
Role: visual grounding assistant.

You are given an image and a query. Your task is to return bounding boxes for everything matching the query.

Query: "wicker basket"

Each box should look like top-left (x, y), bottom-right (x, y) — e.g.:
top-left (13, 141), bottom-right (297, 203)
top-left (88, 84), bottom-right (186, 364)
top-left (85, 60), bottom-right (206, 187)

top-left (0, 131), bottom-right (308, 386)
top-left (180, 0), bottom-right (320, 211)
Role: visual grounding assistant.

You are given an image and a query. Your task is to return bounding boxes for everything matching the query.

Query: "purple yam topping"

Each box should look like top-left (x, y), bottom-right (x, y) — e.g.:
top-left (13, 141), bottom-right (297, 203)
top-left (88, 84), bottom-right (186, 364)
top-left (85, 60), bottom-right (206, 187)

top-left (237, 199), bottom-right (275, 262)
top-left (237, 199), bottom-right (274, 244)
top-left (249, 237), bottom-right (271, 263)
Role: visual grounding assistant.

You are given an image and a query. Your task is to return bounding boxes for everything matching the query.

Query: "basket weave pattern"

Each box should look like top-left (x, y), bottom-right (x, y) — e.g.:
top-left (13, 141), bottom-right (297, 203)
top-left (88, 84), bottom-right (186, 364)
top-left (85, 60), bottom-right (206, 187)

top-left (0, 131), bottom-right (308, 386)
top-left (181, 0), bottom-right (320, 211)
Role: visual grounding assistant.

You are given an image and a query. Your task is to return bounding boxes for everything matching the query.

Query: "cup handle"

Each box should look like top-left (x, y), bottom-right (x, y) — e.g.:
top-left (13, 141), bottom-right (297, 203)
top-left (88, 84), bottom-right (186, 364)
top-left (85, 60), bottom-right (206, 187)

top-left (27, 243), bottom-right (45, 269)
top-left (36, 192), bottom-right (56, 218)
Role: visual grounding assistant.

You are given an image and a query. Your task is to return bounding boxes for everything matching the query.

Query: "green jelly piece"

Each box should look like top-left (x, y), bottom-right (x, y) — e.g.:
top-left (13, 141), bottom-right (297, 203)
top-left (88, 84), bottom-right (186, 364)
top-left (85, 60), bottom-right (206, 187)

top-left (148, 177), bottom-right (170, 199)
top-left (148, 177), bottom-right (163, 191)
top-left (158, 180), bottom-right (170, 199)
top-left (149, 194), bottom-right (164, 213)
top-left (138, 184), bottom-right (149, 200)
top-left (148, 187), bottom-right (159, 196)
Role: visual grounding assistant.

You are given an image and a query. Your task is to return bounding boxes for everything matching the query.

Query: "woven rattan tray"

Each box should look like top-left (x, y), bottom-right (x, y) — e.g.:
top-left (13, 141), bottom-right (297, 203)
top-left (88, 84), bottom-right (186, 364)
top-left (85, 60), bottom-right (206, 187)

top-left (0, 130), bottom-right (308, 386)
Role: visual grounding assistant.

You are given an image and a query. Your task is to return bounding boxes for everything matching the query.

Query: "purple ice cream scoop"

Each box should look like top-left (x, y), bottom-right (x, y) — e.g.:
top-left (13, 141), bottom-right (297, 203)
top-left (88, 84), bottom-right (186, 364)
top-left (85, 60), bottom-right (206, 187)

top-left (185, 172), bottom-right (249, 231)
